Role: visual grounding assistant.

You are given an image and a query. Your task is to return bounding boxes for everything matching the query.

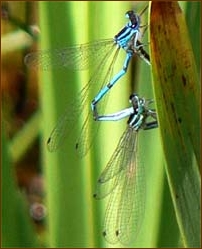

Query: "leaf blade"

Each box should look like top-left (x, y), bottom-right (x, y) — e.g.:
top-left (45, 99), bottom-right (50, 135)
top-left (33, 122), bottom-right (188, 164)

top-left (150, 2), bottom-right (200, 247)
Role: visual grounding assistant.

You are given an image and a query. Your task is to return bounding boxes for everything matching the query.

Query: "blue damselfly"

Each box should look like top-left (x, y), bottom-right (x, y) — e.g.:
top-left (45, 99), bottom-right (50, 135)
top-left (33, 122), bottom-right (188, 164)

top-left (93, 93), bottom-right (158, 244)
top-left (24, 7), bottom-right (150, 156)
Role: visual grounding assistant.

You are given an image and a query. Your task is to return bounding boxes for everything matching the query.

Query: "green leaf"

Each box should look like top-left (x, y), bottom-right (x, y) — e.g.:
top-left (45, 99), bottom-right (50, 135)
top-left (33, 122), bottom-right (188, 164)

top-left (149, 2), bottom-right (200, 247)
top-left (2, 125), bottom-right (39, 247)
top-left (9, 111), bottom-right (41, 163)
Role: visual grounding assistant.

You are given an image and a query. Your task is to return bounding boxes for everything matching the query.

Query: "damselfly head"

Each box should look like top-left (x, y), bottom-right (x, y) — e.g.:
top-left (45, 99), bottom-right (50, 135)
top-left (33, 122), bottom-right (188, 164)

top-left (129, 93), bottom-right (138, 100)
top-left (125, 10), bottom-right (140, 28)
top-left (129, 93), bottom-right (139, 106)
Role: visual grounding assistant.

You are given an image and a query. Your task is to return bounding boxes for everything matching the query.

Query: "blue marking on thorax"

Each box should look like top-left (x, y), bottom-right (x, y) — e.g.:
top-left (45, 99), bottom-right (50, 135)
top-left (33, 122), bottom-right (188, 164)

top-left (114, 20), bottom-right (140, 49)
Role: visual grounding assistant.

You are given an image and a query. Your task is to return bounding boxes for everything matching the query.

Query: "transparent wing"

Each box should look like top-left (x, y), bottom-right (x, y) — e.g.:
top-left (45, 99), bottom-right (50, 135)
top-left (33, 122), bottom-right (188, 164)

top-left (95, 128), bottom-right (145, 244)
top-left (46, 85), bottom-right (87, 152)
top-left (47, 44), bottom-right (120, 157)
top-left (94, 128), bottom-right (134, 198)
top-left (24, 39), bottom-right (114, 70)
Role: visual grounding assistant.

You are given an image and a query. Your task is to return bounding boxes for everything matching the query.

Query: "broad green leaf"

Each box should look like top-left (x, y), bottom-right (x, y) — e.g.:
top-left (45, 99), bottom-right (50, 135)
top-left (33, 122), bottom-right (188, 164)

top-left (150, 2), bottom-right (200, 247)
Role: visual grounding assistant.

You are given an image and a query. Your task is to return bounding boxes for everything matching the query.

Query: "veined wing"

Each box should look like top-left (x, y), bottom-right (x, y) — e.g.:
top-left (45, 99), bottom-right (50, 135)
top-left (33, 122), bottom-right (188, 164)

top-left (47, 43), bottom-right (120, 156)
top-left (24, 39), bottom-right (114, 70)
top-left (95, 128), bottom-right (145, 244)
top-left (94, 127), bottom-right (134, 198)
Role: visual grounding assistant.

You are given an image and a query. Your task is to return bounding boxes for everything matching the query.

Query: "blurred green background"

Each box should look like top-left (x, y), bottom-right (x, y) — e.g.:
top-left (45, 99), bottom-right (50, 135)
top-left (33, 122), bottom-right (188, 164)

top-left (1, 1), bottom-right (200, 248)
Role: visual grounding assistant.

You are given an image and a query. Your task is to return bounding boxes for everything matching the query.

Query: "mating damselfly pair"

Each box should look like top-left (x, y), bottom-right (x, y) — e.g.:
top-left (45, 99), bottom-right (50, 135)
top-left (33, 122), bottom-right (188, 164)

top-left (25, 5), bottom-right (158, 245)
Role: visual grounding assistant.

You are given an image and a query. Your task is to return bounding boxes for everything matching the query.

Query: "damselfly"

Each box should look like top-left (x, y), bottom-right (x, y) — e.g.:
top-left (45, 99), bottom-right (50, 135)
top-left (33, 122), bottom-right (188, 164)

top-left (93, 93), bottom-right (158, 245)
top-left (24, 7), bottom-right (150, 156)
